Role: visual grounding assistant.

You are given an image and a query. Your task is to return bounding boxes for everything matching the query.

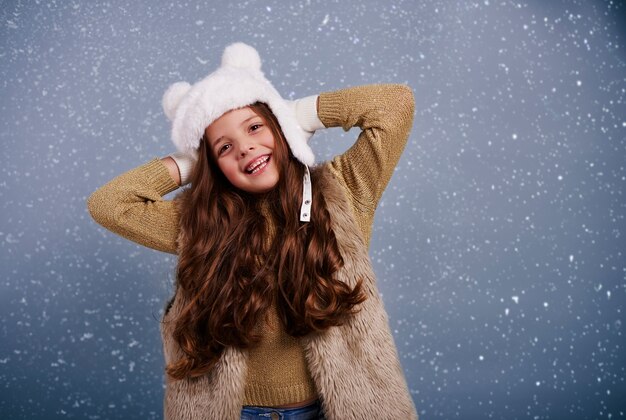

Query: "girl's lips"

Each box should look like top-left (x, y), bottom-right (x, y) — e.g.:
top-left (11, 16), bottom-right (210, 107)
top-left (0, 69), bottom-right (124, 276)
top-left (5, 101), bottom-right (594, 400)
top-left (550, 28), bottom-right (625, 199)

top-left (245, 154), bottom-right (271, 176)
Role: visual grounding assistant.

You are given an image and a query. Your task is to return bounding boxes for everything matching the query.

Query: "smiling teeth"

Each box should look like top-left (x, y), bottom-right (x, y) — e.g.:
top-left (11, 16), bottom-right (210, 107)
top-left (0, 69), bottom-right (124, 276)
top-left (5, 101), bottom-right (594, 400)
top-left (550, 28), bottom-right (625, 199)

top-left (246, 155), bottom-right (269, 173)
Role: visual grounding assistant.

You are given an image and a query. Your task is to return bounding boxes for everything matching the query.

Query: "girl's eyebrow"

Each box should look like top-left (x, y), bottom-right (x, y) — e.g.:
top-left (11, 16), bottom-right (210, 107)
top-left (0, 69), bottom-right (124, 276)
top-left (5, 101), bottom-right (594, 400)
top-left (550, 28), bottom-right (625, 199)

top-left (211, 115), bottom-right (259, 147)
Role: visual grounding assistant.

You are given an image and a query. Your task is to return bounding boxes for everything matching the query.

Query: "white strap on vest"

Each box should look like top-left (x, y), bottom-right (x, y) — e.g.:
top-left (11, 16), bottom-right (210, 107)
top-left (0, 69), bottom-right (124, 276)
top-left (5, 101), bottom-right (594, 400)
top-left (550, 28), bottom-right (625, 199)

top-left (300, 165), bottom-right (312, 222)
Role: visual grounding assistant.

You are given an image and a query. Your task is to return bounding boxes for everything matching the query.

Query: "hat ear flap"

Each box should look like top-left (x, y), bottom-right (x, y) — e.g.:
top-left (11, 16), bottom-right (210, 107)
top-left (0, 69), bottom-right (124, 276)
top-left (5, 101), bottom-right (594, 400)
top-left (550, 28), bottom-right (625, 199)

top-left (162, 82), bottom-right (191, 121)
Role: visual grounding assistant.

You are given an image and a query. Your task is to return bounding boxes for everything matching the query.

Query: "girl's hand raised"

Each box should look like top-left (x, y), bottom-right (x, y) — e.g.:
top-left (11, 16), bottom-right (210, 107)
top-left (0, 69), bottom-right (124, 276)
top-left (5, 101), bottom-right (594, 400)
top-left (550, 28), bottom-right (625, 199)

top-left (288, 95), bottom-right (325, 142)
top-left (162, 150), bottom-right (198, 186)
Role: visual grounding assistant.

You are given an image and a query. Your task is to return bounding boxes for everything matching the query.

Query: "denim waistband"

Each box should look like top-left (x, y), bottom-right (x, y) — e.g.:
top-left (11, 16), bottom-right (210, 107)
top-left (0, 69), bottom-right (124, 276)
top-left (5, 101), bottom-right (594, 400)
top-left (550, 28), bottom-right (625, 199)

top-left (241, 399), bottom-right (323, 420)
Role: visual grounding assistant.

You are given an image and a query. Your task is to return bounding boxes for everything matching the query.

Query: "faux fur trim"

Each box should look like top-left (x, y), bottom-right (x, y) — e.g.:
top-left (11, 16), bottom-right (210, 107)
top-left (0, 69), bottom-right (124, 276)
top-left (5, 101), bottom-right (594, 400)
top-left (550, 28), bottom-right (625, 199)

top-left (300, 166), bottom-right (418, 419)
top-left (161, 292), bottom-right (249, 420)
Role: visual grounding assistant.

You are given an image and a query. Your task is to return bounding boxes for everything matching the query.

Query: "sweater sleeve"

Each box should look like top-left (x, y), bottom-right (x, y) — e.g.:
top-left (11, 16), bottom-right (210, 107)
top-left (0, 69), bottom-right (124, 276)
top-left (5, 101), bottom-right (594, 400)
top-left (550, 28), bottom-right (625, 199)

top-left (86, 158), bottom-right (181, 255)
top-left (317, 84), bottom-right (415, 246)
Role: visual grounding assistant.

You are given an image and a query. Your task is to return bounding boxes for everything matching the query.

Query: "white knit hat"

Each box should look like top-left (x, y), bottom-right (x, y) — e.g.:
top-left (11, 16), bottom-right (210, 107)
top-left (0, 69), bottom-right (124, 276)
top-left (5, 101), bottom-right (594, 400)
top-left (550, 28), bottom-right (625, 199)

top-left (162, 42), bottom-right (315, 167)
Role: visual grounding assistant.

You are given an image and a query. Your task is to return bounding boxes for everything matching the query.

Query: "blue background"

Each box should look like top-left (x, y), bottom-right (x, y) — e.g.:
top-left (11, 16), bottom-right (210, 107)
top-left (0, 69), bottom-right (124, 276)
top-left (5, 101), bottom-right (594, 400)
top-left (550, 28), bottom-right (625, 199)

top-left (1, 0), bottom-right (625, 418)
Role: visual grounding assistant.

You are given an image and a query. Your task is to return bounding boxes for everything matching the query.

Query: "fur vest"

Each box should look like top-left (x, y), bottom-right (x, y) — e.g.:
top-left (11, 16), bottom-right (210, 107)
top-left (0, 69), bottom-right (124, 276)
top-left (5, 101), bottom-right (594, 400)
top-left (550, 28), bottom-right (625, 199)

top-left (161, 164), bottom-right (418, 420)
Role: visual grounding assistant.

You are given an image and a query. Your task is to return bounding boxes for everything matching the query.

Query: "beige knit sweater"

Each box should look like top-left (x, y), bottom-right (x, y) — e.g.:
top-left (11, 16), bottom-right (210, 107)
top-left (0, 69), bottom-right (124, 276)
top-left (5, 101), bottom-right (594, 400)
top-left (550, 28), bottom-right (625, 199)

top-left (87, 84), bottom-right (415, 407)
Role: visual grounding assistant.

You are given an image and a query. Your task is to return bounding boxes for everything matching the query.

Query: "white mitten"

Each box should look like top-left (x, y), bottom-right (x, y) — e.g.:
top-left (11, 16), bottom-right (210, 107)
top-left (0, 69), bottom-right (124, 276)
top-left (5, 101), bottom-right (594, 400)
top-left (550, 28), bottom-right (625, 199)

top-left (288, 95), bottom-right (325, 142)
top-left (167, 150), bottom-right (198, 186)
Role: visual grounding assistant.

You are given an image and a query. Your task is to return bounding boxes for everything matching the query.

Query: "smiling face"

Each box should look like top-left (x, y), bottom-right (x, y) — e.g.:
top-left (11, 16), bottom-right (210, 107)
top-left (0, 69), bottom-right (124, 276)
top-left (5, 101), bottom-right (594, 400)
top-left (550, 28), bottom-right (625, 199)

top-left (204, 106), bottom-right (280, 194)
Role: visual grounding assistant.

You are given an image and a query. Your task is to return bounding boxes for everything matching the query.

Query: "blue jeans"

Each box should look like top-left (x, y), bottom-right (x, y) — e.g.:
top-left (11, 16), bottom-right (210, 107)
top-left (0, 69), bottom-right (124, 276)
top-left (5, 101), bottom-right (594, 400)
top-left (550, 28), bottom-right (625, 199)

top-left (240, 399), bottom-right (325, 420)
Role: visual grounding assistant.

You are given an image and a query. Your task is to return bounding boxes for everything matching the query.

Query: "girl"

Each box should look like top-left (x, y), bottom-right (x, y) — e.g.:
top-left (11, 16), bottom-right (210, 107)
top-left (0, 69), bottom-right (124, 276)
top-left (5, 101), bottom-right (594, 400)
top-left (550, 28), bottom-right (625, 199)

top-left (87, 42), bottom-right (417, 420)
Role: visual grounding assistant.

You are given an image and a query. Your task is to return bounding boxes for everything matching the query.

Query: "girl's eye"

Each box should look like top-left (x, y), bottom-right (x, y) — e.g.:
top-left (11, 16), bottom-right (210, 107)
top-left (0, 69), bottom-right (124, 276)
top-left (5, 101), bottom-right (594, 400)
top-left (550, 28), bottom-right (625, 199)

top-left (250, 123), bottom-right (262, 132)
top-left (217, 143), bottom-right (231, 156)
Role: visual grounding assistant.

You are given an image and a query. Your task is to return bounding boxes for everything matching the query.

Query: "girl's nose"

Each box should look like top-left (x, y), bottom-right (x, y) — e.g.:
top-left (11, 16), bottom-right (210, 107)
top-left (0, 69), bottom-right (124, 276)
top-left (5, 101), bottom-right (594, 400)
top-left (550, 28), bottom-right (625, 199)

top-left (239, 144), bottom-right (255, 157)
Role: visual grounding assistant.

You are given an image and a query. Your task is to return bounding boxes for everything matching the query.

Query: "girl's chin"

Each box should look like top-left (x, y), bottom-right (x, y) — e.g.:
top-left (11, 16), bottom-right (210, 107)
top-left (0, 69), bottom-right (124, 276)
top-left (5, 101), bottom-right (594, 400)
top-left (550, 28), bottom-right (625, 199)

top-left (236, 174), bottom-right (279, 194)
top-left (250, 180), bottom-right (279, 194)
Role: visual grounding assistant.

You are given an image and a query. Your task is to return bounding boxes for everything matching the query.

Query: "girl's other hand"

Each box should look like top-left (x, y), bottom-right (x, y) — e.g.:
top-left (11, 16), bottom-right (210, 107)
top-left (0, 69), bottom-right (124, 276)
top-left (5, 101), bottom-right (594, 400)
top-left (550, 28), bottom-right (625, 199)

top-left (288, 95), bottom-right (325, 142)
top-left (163, 150), bottom-right (198, 186)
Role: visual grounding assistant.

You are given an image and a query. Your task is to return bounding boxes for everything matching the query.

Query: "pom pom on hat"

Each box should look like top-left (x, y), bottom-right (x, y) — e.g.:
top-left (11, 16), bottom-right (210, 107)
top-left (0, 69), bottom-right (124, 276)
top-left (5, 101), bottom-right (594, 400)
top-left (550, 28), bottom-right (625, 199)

top-left (162, 81), bottom-right (191, 121)
top-left (221, 42), bottom-right (262, 71)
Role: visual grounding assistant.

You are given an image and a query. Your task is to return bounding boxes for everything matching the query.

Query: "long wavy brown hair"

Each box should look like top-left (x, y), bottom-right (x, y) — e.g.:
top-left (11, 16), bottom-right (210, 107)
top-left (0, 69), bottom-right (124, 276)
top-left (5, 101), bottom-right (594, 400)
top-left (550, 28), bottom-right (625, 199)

top-left (165, 102), bottom-right (367, 380)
